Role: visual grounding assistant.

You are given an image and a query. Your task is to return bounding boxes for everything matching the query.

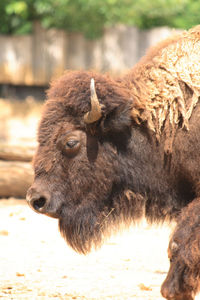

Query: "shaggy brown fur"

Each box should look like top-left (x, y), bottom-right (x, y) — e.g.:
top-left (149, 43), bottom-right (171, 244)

top-left (26, 25), bottom-right (200, 300)
top-left (161, 199), bottom-right (200, 300)
top-left (123, 25), bottom-right (200, 154)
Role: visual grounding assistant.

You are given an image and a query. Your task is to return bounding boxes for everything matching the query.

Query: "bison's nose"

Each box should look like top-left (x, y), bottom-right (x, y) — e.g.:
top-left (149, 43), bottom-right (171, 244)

top-left (26, 188), bottom-right (49, 214)
top-left (161, 280), bottom-right (193, 300)
top-left (30, 195), bottom-right (47, 212)
top-left (161, 277), bottom-right (177, 299)
top-left (161, 285), bottom-right (173, 299)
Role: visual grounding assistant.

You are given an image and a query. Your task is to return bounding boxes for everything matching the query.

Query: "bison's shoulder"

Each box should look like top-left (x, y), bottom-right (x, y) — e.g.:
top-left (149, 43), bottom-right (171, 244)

top-left (124, 26), bottom-right (200, 153)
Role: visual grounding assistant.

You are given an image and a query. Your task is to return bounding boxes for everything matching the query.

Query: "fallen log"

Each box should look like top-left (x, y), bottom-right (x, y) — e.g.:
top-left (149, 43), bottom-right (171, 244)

top-left (0, 144), bottom-right (35, 162)
top-left (0, 161), bottom-right (33, 198)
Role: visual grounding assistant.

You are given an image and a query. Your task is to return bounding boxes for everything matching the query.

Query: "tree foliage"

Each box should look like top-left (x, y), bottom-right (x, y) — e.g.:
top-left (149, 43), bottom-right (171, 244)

top-left (0, 0), bottom-right (200, 38)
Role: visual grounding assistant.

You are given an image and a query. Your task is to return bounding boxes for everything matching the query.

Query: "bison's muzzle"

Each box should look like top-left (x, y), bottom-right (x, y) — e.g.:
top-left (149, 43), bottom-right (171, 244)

top-left (161, 261), bottom-right (195, 300)
top-left (26, 185), bottom-right (59, 218)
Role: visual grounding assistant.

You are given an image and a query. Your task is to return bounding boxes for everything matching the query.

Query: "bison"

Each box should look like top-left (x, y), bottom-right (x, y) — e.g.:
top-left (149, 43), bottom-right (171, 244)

top-left (161, 199), bottom-right (200, 300)
top-left (27, 25), bottom-right (200, 299)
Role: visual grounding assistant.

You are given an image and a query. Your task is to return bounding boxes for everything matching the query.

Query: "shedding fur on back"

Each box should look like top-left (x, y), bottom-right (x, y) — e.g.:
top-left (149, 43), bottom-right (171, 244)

top-left (124, 25), bottom-right (200, 153)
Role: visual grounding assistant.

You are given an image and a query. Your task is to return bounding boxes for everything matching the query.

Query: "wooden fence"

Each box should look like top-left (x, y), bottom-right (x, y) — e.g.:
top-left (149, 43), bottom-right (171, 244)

top-left (0, 23), bottom-right (182, 86)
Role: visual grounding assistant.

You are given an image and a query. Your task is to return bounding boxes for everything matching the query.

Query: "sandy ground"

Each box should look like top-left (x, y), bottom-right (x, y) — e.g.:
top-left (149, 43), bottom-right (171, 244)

top-left (0, 198), bottom-right (178, 300)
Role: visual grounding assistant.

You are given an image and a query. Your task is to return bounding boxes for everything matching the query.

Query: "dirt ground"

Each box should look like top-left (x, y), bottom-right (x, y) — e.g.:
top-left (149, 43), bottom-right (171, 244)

top-left (0, 198), bottom-right (179, 300)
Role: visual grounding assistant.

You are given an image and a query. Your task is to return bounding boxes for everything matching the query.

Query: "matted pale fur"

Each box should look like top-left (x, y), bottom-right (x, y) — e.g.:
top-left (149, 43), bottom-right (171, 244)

top-left (127, 26), bottom-right (200, 153)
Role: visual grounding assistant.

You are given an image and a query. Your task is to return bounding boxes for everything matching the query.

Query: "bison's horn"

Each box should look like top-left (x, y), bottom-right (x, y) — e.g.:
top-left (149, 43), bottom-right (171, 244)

top-left (84, 78), bottom-right (102, 124)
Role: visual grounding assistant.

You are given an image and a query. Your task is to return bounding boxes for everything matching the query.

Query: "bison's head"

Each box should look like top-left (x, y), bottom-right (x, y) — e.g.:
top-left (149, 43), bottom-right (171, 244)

top-left (161, 200), bottom-right (200, 300)
top-left (161, 239), bottom-right (196, 300)
top-left (27, 71), bottom-right (139, 254)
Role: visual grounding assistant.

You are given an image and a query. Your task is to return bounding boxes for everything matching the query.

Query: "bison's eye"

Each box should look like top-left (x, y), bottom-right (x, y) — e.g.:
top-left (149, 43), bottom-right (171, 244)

top-left (64, 139), bottom-right (80, 157)
top-left (66, 140), bottom-right (79, 148)
top-left (57, 130), bottom-right (82, 158)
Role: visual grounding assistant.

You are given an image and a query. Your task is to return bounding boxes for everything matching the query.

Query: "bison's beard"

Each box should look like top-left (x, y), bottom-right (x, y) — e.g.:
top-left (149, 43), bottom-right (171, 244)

top-left (58, 190), bottom-right (146, 254)
top-left (58, 202), bottom-right (112, 254)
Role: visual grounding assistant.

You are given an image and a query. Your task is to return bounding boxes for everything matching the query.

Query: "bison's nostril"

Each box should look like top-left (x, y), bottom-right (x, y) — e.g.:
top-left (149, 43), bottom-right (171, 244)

top-left (32, 197), bottom-right (46, 211)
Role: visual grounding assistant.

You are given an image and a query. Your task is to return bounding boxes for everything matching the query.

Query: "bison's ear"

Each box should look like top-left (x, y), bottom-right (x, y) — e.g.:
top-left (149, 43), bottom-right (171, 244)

top-left (100, 100), bottom-right (133, 134)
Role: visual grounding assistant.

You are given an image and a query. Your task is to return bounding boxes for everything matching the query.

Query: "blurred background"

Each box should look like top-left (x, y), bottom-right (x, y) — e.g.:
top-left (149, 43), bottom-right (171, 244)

top-left (0, 0), bottom-right (200, 199)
